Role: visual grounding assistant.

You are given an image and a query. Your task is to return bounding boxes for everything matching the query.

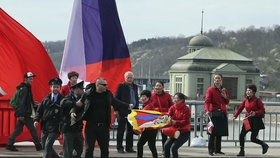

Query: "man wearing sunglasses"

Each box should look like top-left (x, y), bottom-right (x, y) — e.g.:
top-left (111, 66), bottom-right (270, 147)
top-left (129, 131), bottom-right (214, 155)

top-left (71, 78), bottom-right (129, 158)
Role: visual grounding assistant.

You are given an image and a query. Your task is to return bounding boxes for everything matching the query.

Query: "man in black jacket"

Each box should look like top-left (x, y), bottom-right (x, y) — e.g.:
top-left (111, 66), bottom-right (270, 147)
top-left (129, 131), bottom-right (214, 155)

top-left (6, 72), bottom-right (42, 152)
top-left (116, 71), bottom-right (139, 153)
top-left (34, 77), bottom-right (64, 158)
top-left (71, 77), bottom-right (129, 158)
top-left (60, 81), bottom-right (84, 158)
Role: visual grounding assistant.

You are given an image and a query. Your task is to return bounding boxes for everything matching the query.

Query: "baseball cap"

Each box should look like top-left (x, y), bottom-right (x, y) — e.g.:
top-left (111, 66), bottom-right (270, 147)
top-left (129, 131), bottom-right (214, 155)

top-left (24, 72), bottom-right (36, 79)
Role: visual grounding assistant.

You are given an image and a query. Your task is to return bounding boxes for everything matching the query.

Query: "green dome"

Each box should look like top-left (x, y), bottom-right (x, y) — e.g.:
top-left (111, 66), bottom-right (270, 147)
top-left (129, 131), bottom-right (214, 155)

top-left (189, 35), bottom-right (213, 47)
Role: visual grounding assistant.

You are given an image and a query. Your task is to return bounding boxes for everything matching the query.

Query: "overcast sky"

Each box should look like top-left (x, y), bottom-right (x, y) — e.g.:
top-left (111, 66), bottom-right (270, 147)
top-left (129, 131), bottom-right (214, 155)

top-left (1, 0), bottom-right (279, 43)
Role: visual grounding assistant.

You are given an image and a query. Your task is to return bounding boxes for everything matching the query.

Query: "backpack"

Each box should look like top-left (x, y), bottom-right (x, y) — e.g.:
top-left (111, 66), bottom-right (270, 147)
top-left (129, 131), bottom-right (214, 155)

top-left (9, 88), bottom-right (22, 109)
top-left (255, 98), bottom-right (265, 118)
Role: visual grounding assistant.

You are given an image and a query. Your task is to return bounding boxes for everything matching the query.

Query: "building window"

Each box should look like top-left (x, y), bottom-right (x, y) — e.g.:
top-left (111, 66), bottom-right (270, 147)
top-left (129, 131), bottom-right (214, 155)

top-left (246, 79), bottom-right (253, 85)
top-left (175, 76), bottom-right (183, 93)
top-left (196, 78), bottom-right (204, 99)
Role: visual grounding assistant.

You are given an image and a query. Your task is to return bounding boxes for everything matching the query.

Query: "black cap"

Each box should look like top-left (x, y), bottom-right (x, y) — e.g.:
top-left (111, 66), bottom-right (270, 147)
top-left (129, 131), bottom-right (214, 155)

top-left (140, 90), bottom-right (151, 98)
top-left (71, 81), bottom-right (84, 89)
top-left (49, 77), bottom-right (62, 86)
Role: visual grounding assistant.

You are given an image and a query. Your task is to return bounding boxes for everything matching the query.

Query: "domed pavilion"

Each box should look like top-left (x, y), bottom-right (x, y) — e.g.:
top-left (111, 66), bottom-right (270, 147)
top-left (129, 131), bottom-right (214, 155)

top-left (169, 34), bottom-right (260, 100)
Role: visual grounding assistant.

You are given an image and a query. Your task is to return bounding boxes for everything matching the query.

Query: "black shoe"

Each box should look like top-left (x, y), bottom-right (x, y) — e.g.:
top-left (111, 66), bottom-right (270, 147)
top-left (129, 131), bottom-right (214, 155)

top-left (209, 152), bottom-right (214, 156)
top-left (215, 151), bottom-right (225, 155)
top-left (6, 145), bottom-right (18, 151)
top-left (237, 150), bottom-right (245, 156)
top-left (126, 148), bottom-right (136, 153)
top-left (262, 143), bottom-right (269, 154)
top-left (117, 149), bottom-right (125, 153)
top-left (35, 144), bottom-right (42, 151)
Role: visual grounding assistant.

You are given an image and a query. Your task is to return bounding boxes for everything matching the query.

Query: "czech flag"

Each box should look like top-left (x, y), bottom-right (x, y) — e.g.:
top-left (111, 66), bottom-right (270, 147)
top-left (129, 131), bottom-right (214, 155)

top-left (60, 0), bottom-right (131, 93)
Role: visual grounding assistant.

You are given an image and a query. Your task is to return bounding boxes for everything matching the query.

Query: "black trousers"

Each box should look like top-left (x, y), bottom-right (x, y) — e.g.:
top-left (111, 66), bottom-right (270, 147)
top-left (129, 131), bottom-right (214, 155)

top-left (116, 115), bottom-right (134, 150)
top-left (41, 131), bottom-right (59, 158)
top-left (161, 131), bottom-right (167, 151)
top-left (85, 123), bottom-right (109, 158)
top-left (7, 117), bottom-right (40, 146)
top-left (239, 126), bottom-right (264, 148)
top-left (164, 132), bottom-right (190, 158)
top-left (208, 135), bottom-right (222, 153)
top-left (137, 129), bottom-right (158, 158)
top-left (63, 132), bottom-right (84, 158)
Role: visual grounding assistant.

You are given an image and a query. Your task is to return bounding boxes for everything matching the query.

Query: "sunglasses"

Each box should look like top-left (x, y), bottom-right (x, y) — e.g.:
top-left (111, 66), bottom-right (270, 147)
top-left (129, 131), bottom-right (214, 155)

top-left (99, 83), bottom-right (107, 86)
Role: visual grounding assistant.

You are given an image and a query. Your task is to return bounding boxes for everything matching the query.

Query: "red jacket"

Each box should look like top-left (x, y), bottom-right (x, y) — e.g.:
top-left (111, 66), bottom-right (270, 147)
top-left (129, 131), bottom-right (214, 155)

top-left (150, 91), bottom-right (173, 113)
top-left (60, 82), bottom-right (71, 96)
top-left (204, 86), bottom-right (230, 113)
top-left (143, 100), bottom-right (155, 110)
top-left (234, 96), bottom-right (265, 118)
top-left (168, 102), bottom-right (191, 133)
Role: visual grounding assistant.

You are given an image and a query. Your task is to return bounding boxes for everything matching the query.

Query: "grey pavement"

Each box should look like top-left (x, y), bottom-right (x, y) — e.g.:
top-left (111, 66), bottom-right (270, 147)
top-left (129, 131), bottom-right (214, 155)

top-left (0, 143), bottom-right (278, 158)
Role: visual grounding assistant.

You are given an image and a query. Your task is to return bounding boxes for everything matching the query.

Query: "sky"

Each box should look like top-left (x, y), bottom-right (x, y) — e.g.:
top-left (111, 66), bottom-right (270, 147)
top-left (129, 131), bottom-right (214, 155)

top-left (1, 0), bottom-right (279, 44)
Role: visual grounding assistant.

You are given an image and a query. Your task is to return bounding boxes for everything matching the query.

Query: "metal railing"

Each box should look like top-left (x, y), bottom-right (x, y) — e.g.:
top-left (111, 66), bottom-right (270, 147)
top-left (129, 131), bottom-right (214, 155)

top-left (109, 100), bottom-right (280, 146)
top-left (187, 100), bottom-right (280, 146)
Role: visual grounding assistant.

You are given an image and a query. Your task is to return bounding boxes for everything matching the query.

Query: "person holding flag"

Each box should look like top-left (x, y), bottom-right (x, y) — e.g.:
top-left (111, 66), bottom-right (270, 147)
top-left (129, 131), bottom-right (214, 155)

top-left (137, 90), bottom-right (158, 158)
top-left (204, 73), bottom-right (229, 156)
top-left (150, 81), bottom-right (173, 155)
top-left (164, 92), bottom-right (191, 158)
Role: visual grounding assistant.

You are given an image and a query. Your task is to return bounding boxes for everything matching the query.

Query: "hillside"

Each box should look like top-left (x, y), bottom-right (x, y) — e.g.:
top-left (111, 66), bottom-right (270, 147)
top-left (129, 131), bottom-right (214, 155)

top-left (43, 25), bottom-right (280, 90)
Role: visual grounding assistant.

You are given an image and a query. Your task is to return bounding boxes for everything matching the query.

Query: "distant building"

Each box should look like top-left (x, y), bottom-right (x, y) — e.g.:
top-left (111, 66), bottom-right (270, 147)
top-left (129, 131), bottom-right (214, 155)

top-left (134, 76), bottom-right (169, 91)
top-left (169, 34), bottom-right (260, 100)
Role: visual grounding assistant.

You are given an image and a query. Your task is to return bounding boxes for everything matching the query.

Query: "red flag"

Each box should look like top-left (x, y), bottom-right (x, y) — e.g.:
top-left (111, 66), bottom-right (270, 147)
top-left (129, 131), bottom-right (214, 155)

top-left (0, 8), bottom-right (58, 101)
top-left (60, 0), bottom-right (131, 93)
top-left (0, 8), bottom-right (58, 144)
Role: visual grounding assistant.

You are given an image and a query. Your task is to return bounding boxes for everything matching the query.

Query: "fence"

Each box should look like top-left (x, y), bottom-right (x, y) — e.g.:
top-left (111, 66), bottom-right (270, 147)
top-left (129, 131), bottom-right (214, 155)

top-left (109, 100), bottom-right (280, 146)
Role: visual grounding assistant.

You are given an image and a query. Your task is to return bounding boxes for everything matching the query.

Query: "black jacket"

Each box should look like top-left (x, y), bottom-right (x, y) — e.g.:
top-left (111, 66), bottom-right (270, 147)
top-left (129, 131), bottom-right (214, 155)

top-left (60, 92), bottom-right (83, 133)
top-left (71, 83), bottom-right (128, 128)
top-left (14, 82), bottom-right (35, 117)
top-left (34, 93), bottom-right (64, 133)
top-left (115, 82), bottom-right (139, 116)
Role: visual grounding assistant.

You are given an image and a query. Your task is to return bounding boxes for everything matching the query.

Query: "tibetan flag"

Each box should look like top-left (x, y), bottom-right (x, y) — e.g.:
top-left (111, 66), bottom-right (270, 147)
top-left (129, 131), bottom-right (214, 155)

top-left (60, 0), bottom-right (131, 93)
top-left (128, 110), bottom-right (171, 133)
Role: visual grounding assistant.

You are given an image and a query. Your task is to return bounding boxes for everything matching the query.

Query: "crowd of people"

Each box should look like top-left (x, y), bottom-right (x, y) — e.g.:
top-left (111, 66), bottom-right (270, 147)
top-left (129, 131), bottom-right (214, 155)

top-left (5, 71), bottom-right (269, 157)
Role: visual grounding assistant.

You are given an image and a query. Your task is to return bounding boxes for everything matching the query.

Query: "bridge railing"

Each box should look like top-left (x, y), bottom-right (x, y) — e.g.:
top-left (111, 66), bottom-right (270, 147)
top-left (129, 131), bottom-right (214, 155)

top-left (188, 100), bottom-right (280, 146)
top-left (109, 100), bottom-right (280, 146)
